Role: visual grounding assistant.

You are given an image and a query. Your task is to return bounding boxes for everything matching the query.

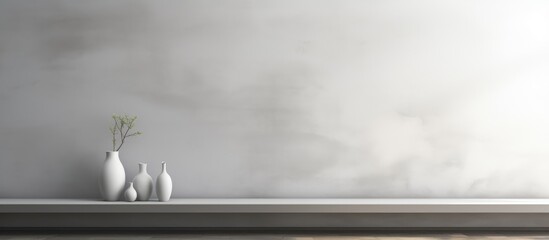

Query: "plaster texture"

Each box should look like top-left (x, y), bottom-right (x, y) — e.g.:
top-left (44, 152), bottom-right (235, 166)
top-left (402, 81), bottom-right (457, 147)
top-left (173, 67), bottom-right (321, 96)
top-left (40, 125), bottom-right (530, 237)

top-left (1, 0), bottom-right (549, 198)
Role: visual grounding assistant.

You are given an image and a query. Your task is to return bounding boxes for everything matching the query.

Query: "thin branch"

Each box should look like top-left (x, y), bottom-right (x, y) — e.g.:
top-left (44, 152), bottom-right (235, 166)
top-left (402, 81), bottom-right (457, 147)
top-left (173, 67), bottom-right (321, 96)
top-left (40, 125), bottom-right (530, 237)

top-left (117, 119), bottom-right (125, 146)
top-left (116, 124), bottom-right (132, 151)
top-left (126, 131), bottom-right (142, 137)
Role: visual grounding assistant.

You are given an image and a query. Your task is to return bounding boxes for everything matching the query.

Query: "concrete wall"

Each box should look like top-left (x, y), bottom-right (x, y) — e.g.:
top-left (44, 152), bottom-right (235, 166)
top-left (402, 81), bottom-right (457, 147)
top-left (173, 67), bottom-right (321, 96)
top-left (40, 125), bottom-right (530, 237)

top-left (1, 0), bottom-right (549, 198)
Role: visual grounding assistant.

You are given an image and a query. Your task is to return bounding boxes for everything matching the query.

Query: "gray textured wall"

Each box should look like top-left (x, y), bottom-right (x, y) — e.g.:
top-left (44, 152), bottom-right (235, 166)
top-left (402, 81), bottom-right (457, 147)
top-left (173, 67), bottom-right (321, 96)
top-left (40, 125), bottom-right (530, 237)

top-left (1, 0), bottom-right (549, 198)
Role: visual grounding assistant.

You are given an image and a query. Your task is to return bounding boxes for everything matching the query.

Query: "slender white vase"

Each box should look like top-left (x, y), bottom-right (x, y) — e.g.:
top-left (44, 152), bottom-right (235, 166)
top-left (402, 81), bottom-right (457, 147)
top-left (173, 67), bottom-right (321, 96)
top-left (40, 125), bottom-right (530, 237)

top-left (133, 162), bottom-right (153, 201)
top-left (156, 161), bottom-right (173, 202)
top-left (99, 151), bottom-right (126, 201)
top-left (124, 182), bottom-right (137, 202)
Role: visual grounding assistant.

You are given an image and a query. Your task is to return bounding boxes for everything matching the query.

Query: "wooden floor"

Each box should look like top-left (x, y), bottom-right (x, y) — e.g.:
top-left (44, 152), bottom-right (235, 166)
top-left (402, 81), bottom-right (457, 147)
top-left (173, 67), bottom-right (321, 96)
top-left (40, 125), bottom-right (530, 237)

top-left (2, 233), bottom-right (549, 240)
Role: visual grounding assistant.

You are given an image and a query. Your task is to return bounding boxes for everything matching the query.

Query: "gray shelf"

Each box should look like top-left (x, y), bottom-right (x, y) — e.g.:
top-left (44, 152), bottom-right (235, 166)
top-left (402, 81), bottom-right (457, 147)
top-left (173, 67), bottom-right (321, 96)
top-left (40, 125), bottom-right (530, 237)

top-left (4, 199), bottom-right (549, 228)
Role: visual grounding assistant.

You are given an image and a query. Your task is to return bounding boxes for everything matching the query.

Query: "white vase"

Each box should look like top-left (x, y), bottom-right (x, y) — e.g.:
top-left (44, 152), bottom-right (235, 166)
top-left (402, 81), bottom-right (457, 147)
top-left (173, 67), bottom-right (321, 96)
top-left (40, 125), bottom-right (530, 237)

top-left (156, 161), bottom-right (173, 202)
top-left (124, 182), bottom-right (137, 202)
top-left (133, 162), bottom-right (153, 201)
top-left (99, 151), bottom-right (126, 201)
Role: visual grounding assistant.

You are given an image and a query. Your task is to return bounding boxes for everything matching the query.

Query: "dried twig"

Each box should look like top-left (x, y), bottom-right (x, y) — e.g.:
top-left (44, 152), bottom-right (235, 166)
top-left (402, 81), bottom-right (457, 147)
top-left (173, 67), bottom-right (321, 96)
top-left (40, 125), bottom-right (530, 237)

top-left (110, 114), bottom-right (142, 151)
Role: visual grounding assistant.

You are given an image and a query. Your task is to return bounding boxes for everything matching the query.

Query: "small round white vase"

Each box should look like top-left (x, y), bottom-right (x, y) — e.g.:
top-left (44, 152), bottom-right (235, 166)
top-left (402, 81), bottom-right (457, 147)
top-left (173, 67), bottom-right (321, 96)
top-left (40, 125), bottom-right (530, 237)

top-left (99, 151), bottom-right (126, 201)
top-left (124, 182), bottom-right (137, 202)
top-left (133, 162), bottom-right (153, 201)
top-left (156, 161), bottom-right (173, 202)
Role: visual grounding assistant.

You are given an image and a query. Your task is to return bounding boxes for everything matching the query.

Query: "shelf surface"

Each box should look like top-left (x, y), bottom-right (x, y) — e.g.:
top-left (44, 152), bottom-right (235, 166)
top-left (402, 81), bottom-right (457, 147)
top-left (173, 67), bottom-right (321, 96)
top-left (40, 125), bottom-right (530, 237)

top-left (2, 198), bottom-right (549, 213)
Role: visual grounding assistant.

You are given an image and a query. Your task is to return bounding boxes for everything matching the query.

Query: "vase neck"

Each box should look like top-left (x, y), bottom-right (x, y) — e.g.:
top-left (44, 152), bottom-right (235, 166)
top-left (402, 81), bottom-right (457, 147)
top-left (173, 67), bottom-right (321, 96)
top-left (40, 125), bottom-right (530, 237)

top-left (139, 163), bottom-right (147, 173)
top-left (161, 162), bottom-right (167, 172)
top-left (106, 151), bottom-right (119, 159)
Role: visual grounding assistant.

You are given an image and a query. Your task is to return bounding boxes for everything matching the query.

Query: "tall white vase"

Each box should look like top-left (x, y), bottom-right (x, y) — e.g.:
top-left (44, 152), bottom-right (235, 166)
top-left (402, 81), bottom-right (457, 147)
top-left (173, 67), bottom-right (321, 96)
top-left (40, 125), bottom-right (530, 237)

top-left (156, 161), bottom-right (173, 202)
top-left (99, 151), bottom-right (126, 201)
top-left (133, 162), bottom-right (153, 201)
